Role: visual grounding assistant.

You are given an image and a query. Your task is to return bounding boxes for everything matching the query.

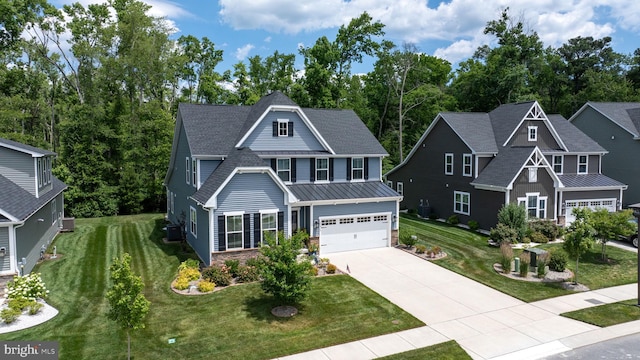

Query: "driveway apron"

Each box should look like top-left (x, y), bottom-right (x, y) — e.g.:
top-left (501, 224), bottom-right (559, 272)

top-left (327, 248), bottom-right (599, 359)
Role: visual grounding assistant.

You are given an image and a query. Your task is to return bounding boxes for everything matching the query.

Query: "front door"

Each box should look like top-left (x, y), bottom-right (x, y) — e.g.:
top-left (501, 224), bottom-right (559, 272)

top-left (291, 209), bottom-right (299, 233)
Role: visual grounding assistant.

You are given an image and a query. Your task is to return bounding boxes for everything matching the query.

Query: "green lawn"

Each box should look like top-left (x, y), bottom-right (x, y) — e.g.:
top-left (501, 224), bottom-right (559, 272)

top-left (401, 215), bottom-right (638, 302)
top-left (378, 340), bottom-right (472, 360)
top-left (562, 299), bottom-right (640, 327)
top-left (0, 214), bottom-right (423, 359)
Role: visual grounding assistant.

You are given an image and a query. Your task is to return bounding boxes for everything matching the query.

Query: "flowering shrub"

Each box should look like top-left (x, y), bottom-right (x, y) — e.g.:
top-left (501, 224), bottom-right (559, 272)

top-left (202, 265), bottom-right (232, 287)
top-left (5, 273), bottom-right (49, 301)
top-left (197, 280), bottom-right (215, 293)
top-left (236, 265), bottom-right (260, 283)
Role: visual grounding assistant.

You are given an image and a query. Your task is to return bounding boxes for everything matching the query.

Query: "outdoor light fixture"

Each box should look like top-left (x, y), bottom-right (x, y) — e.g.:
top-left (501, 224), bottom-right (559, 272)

top-left (0, 247), bottom-right (5, 257)
top-left (314, 220), bottom-right (319, 229)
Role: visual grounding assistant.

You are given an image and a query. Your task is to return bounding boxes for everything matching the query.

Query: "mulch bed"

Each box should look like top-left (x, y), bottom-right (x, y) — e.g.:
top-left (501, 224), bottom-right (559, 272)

top-left (398, 246), bottom-right (447, 261)
top-left (493, 263), bottom-right (589, 291)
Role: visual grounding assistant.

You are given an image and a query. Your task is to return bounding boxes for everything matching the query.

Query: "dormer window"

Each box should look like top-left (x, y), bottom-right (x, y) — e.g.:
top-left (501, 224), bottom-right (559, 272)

top-left (273, 120), bottom-right (293, 137)
top-left (528, 126), bottom-right (538, 141)
top-left (578, 155), bottom-right (588, 174)
top-left (37, 157), bottom-right (52, 188)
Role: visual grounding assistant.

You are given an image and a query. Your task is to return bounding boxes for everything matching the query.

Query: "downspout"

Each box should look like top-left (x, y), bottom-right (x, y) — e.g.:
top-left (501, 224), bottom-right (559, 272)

top-left (10, 222), bottom-right (26, 275)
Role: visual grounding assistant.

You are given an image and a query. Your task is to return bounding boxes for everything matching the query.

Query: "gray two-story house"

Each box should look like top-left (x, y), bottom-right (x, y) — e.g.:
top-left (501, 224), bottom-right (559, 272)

top-left (0, 138), bottom-right (67, 275)
top-left (569, 102), bottom-right (640, 207)
top-left (385, 101), bottom-right (627, 230)
top-left (165, 92), bottom-right (401, 264)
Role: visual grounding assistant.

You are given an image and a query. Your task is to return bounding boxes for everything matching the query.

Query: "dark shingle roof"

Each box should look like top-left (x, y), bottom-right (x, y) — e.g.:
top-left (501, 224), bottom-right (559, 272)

top-left (288, 181), bottom-right (400, 202)
top-left (0, 175), bottom-right (67, 221)
top-left (191, 147), bottom-right (268, 204)
top-left (489, 102), bottom-right (536, 146)
top-left (583, 102), bottom-right (640, 138)
top-left (546, 115), bottom-right (605, 153)
top-left (440, 113), bottom-right (498, 153)
top-left (471, 147), bottom-right (536, 188)
top-left (0, 137), bottom-right (55, 156)
top-left (558, 174), bottom-right (626, 188)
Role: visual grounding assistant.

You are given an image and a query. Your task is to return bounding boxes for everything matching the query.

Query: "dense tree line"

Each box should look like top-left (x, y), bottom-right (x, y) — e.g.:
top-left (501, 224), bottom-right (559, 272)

top-left (2, 2), bottom-right (639, 217)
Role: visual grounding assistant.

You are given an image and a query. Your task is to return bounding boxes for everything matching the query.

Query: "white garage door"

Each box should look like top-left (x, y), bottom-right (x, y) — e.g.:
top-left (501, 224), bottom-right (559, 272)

top-left (319, 213), bottom-right (390, 254)
top-left (565, 198), bottom-right (616, 225)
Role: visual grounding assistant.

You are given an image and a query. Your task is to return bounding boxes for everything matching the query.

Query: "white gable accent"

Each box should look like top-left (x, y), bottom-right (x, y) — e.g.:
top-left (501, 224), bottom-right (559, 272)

top-left (234, 105), bottom-right (335, 154)
top-left (506, 147), bottom-right (561, 190)
top-left (502, 102), bottom-right (568, 150)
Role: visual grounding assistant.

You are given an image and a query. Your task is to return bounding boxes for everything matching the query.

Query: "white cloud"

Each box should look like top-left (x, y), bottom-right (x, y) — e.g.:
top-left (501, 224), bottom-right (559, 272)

top-left (235, 44), bottom-right (255, 60)
top-left (264, 36), bottom-right (272, 43)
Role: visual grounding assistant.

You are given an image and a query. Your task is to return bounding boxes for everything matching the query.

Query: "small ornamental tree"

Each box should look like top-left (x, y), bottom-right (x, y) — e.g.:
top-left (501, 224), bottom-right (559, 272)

top-left (106, 253), bottom-right (150, 360)
top-left (563, 208), bottom-right (595, 285)
top-left (259, 230), bottom-right (314, 306)
top-left (589, 208), bottom-right (636, 261)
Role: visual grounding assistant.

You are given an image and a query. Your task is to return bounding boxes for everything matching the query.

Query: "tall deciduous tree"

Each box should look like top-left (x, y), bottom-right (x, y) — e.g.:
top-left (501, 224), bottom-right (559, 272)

top-left (106, 253), bottom-right (150, 360)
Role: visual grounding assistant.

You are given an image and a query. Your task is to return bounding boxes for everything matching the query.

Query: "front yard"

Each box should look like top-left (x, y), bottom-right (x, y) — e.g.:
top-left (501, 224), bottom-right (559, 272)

top-left (0, 214), bottom-right (423, 359)
top-left (400, 215), bottom-right (638, 302)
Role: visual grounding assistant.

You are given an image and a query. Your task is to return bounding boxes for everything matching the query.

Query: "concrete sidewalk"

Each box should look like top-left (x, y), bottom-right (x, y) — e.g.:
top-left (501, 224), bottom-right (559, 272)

top-left (274, 248), bottom-right (640, 360)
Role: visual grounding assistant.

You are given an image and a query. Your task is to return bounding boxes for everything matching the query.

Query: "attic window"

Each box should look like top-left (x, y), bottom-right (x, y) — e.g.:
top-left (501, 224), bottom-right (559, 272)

top-left (273, 120), bottom-right (294, 137)
top-left (528, 126), bottom-right (538, 141)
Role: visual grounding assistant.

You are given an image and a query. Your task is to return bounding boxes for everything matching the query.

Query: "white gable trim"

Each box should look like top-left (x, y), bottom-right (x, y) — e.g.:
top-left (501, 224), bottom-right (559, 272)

top-left (202, 166), bottom-right (299, 208)
top-left (501, 102), bottom-right (568, 151)
top-left (0, 209), bottom-right (19, 222)
top-left (234, 105), bottom-right (335, 154)
top-left (506, 147), bottom-right (561, 190)
top-left (0, 141), bottom-right (48, 157)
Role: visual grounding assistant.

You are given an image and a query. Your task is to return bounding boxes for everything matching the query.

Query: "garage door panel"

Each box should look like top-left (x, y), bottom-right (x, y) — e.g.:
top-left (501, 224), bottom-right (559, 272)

top-left (565, 198), bottom-right (616, 225)
top-left (319, 213), bottom-right (390, 254)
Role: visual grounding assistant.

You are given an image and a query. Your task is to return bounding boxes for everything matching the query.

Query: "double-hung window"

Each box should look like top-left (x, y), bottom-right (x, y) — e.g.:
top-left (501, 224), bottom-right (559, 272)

top-left (578, 155), bottom-right (588, 174)
top-left (278, 120), bottom-right (288, 136)
top-left (528, 126), bottom-right (538, 141)
top-left (277, 158), bottom-right (291, 182)
top-left (553, 155), bottom-right (563, 174)
top-left (444, 153), bottom-right (454, 175)
top-left (518, 193), bottom-right (547, 219)
top-left (351, 157), bottom-right (364, 180)
top-left (189, 206), bottom-right (197, 237)
top-left (454, 191), bottom-right (470, 215)
top-left (316, 158), bottom-right (329, 181)
top-left (261, 212), bottom-right (277, 244)
top-left (185, 157), bottom-right (190, 184)
top-left (226, 214), bottom-right (243, 250)
top-left (397, 182), bottom-right (404, 196)
top-left (192, 158), bottom-right (197, 187)
top-left (462, 154), bottom-right (472, 177)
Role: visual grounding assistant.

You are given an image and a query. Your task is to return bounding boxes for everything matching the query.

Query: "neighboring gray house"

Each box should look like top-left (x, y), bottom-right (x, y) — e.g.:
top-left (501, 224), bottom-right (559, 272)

top-left (0, 138), bottom-right (67, 275)
top-left (385, 101), bottom-right (627, 230)
top-left (569, 102), bottom-right (640, 207)
top-left (164, 92), bottom-right (401, 264)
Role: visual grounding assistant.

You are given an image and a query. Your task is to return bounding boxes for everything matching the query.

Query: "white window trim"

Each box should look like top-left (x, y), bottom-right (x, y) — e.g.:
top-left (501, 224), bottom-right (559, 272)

top-left (528, 167), bottom-right (538, 183)
top-left (51, 200), bottom-right (56, 225)
top-left (260, 211), bottom-right (278, 244)
top-left (277, 119), bottom-right (288, 137)
top-left (192, 158), bottom-right (197, 188)
top-left (277, 158), bottom-right (291, 182)
top-left (37, 158), bottom-right (43, 187)
top-left (397, 182), bottom-right (404, 196)
top-left (553, 155), bottom-right (563, 174)
top-left (315, 158), bottom-right (329, 183)
top-left (517, 193), bottom-right (548, 219)
top-left (578, 155), bottom-right (588, 174)
top-left (185, 157), bottom-right (190, 185)
top-left (462, 154), bottom-right (472, 177)
top-left (445, 153), bottom-right (454, 175)
top-left (225, 213), bottom-right (244, 250)
top-left (189, 206), bottom-right (197, 238)
top-left (454, 191), bottom-right (470, 215)
top-left (386, 180), bottom-right (393, 188)
top-left (351, 157), bottom-right (364, 181)
top-left (528, 125), bottom-right (538, 141)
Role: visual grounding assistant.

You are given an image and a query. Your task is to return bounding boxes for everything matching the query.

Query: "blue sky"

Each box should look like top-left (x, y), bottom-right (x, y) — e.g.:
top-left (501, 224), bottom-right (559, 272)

top-left (57, 0), bottom-right (640, 74)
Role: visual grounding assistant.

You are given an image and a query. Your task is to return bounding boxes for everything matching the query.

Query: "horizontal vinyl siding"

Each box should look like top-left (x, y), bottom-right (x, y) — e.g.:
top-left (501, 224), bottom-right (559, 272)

top-left (0, 227), bottom-right (9, 273)
top-left (367, 157), bottom-right (381, 181)
top-left (185, 202), bottom-right (209, 264)
top-left (15, 194), bottom-right (62, 274)
top-left (166, 123), bottom-right (195, 226)
top-left (242, 111), bottom-right (325, 151)
top-left (0, 147), bottom-right (36, 195)
top-left (199, 160), bottom-right (221, 185)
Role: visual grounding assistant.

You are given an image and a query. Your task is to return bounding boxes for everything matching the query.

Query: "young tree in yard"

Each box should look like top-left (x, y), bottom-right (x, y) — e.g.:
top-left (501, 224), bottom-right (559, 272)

top-left (590, 208), bottom-right (636, 261)
top-left (563, 208), bottom-right (595, 285)
top-left (107, 253), bottom-right (150, 360)
top-left (497, 202), bottom-right (527, 242)
top-left (259, 231), bottom-right (314, 306)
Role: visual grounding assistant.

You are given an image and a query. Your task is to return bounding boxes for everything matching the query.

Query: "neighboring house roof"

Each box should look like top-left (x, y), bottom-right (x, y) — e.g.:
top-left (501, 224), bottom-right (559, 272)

top-left (289, 181), bottom-right (401, 203)
top-left (470, 147), bottom-right (538, 189)
top-left (0, 174), bottom-right (67, 222)
top-left (0, 137), bottom-right (56, 157)
top-left (570, 102), bottom-right (640, 139)
top-left (546, 115), bottom-right (607, 153)
top-left (558, 174), bottom-right (627, 189)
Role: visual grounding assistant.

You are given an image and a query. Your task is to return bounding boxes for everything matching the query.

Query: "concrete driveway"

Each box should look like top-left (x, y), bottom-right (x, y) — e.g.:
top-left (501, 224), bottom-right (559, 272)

top-left (327, 248), bottom-right (602, 359)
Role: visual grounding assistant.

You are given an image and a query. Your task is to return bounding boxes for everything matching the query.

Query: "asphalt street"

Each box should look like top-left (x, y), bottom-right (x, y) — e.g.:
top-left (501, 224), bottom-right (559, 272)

top-left (542, 333), bottom-right (640, 359)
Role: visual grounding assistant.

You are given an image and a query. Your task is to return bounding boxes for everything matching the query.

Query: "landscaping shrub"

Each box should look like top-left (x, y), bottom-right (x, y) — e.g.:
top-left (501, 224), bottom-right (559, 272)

top-left (6, 273), bottom-right (49, 301)
top-left (326, 264), bottom-right (337, 274)
top-left (27, 302), bottom-right (44, 315)
top-left (548, 249), bottom-right (568, 272)
top-left (197, 280), bottom-right (215, 293)
top-left (447, 215), bottom-right (459, 225)
top-left (224, 259), bottom-right (240, 277)
top-left (311, 266), bottom-right (319, 276)
top-left (173, 275), bottom-right (190, 290)
top-left (499, 242), bottom-right (513, 273)
top-left (245, 257), bottom-right (262, 268)
top-left (432, 246), bottom-right (442, 255)
top-left (178, 267), bottom-right (201, 281)
top-left (202, 265), bottom-right (232, 287)
top-left (529, 231), bottom-right (549, 244)
top-left (236, 265), bottom-right (260, 283)
top-left (8, 297), bottom-right (35, 311)
top-left (468, 220), bottom-right (479, 231)
top-left (178, 258), bottom-right (200, 271)
top-left (537, 252), bottom-right (550, 278)
top-left (428, 213), bottom-right (438, 220)
top-left (528, 219), bottom-right (561, 242)
top-left (415, 244), bottom-right (427, 254)
top-left (497, 203), bottom-right (527, 241)
top-left (399, 229), bottom-right (417, 248)
top-left (490, 223), bottom-right (518, 244)
top-left (1, 308), bottom-right (22, 324)
top-left (519, 252), bottom-right (530, 277)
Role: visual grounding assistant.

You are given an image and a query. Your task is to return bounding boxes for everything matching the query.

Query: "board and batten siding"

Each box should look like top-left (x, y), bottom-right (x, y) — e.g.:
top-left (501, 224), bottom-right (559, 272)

top-left (0, 227), bottom-right (10, 273)
top-left (509, 119), bottom-right (560, 150)
top-left (213, 172), bottom-right (287, 252)
top-left (0, 147), bottom-right (36, 195)
top-left (511, 167), bottom-right (557, 220)
top-left (241, 111), bottom-right (325, 151)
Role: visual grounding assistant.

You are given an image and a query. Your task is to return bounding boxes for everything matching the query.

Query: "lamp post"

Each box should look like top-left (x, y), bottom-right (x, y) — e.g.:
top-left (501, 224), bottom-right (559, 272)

top-left (629, 203), bottom-right (640, 307)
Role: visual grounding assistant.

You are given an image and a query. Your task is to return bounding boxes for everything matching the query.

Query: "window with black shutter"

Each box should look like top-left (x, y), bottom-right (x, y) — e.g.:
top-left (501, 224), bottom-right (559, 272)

top-left (217, 216), bottom-right (226, 251)
top-left (253, 213), bottom-right (261, 247)
top-left (346, 157), bottom-right (352, 181)
top-left (243, 213), bottom-right (251, 248)
top-left (291, 158), bottom-right (297, 182)
top-left (272, 121), bottom-right (278, 137)
top-left (364, 157), bottom-right (369, 180)
top-left (329, 158), bottom-right (334, 181)
top-left (288, 121), bottom-right (294, 137)
top-left (310, 158), bottom-right (315, 182)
